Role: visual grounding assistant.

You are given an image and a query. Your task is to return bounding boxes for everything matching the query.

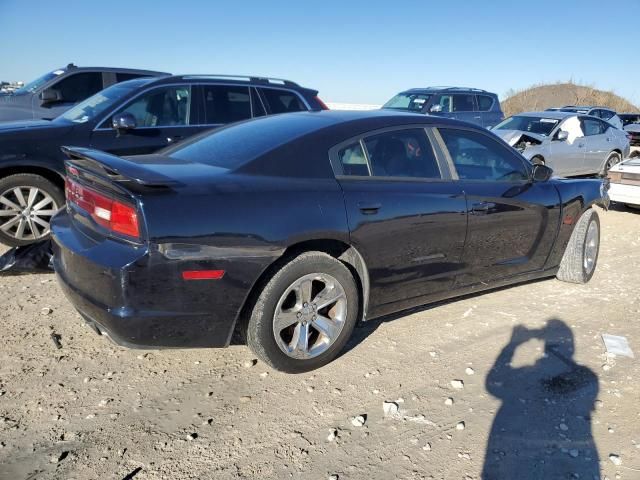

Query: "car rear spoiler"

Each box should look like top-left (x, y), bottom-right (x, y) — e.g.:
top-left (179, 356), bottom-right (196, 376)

top-left (61, 146), bottom-right (179, 187)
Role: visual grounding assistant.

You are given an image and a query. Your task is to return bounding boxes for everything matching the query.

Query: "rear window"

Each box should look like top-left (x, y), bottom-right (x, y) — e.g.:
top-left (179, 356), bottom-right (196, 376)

top-left (477, 95), bottom-right (494, 111)
top-left (260, 88), bottom-right (306, 114)
top-left (202, 85), bottom-right (252, 124)
top-left (382, 93), bottom-right (431, 112)
top-left (165, 114), bottom-right (323, 170)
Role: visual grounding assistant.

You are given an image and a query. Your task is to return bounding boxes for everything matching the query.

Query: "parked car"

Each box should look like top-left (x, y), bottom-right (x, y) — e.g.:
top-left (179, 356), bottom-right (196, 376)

top-left (0, 74), bottom-right (326, 246)
top-left (51, 110), bottom-right (608, 372)
top-left (546, 106), bottom-right (624, 130)
top-left (608, 156), bottom-right (640, 208)
top-left (0, 64), bottom-right (168, 122)
top-left (619, 113), bottom-right (640, 146)
top-left (493, 111), bottom-right (630, 177)
top-left (382, 86), bottom-right (503, 128)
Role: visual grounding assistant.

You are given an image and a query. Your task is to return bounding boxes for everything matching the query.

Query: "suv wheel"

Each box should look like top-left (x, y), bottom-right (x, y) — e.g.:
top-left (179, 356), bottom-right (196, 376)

top-left (246, 251), bottom-right (359, 373)
top-left (0, 174), bottom-right (64, 247)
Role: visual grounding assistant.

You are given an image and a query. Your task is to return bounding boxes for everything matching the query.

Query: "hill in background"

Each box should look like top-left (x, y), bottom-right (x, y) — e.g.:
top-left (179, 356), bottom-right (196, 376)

top-left (502, 82), bottom-right (639, 117)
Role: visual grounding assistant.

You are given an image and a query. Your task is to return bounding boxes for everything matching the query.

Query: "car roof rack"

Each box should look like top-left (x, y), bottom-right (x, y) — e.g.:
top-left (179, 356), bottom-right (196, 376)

top-left (422, 86), bottom-right (489, 93)
top-left (179, 74), bottom-right (299, 87)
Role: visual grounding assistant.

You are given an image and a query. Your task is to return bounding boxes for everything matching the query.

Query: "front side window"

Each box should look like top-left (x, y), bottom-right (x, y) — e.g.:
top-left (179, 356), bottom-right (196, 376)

top-left (361, 129), bottom-right (440, 179)
top-left (260, 88), bottom-right (305, 114)
top-left (477, 95), bottom-right (494, 112)
top-left (54, 72), bottom-right (104, 102)
top-left (202, 85), bottom-right (251, 124)
top-left (435, 95), bottom-right (453, 113)
top-left (110, 85), bottom-right (191, 127)
top-left (439, 128), bottom-right (529, 181)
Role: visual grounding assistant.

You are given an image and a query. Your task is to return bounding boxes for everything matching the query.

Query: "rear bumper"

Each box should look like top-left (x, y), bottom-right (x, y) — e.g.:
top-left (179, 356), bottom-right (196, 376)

top-left (51, 211), bottom-right (273, 348)
top-left (609, 182), bottom-right (640, 206)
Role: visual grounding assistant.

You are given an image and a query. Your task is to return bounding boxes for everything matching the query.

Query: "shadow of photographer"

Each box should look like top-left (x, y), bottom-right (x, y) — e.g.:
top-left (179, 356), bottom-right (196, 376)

top-left (482, 319), bottom-right (600, 480)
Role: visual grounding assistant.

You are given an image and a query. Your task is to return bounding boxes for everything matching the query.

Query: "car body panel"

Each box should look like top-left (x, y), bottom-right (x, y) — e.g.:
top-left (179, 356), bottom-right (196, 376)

top-left (51, 111), bottom-right (608, 349)
top-left (608, 158), bottom-right (640, 207)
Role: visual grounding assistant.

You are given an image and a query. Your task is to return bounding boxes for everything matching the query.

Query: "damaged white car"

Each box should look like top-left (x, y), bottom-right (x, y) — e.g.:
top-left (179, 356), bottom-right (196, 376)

top-left (493, 111), bottom-right (630, 177)
top-left (608, 155), bottom-right (640, 209)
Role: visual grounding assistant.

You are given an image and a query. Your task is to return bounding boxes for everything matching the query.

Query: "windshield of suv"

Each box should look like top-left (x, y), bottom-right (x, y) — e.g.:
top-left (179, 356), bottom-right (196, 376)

top-left (56, 79), bottom-right (151, 124)
top-left (494, 115), bottom-right (560, 136)
top-left (13, 70), bottom-right (64, 94)
top-left (383, 93), bottom-right (432, 112)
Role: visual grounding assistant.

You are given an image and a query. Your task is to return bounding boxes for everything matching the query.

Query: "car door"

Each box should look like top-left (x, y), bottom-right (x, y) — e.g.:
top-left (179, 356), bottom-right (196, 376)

top-left (451, 94), bottom-right (480, 126)
top-left (89, 84), bottom-right (205, 156)
top-left (548, 116), bottom-right (586, 176)
top-left (580, 116), bottom-right (609, 174)
top-left (434, 126), bottom-right (561, 287)
top-left (35, 71), bottom-right (104, 120)
top-left (476, 94), bottom-right (500, 128)
top-left (332, 127), bottom-right (468, 315)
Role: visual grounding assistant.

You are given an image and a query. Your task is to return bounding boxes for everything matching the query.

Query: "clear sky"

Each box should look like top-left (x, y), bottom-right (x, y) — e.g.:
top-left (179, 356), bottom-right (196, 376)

top-left (1, 0), bottom-right (639, 105)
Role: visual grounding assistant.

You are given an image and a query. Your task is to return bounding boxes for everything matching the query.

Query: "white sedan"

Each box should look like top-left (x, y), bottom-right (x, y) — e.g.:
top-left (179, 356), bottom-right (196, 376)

top-left (608, 156), bottom-right (640, 208)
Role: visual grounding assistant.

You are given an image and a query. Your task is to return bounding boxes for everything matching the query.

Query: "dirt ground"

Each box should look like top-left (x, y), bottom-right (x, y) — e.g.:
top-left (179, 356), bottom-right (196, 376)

top-left (0, 206), bottom-right (639, 480)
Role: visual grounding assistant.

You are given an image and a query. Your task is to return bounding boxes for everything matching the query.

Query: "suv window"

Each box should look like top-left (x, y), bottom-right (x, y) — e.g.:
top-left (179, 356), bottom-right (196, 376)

top-left (439, 128), bottom-right (529, 181)
top-left (358, 129), bottom-right (441, 179)
top-left (477, 95), bottom-right (494, 111)
top-left (451, 94), bottom-right (475, 112)
top-left (108, 85), bottom-right (191, 128)
top-left (250, 88), bottom-right (266, 117)
top-left (116, 72), bottom-right (146, 82)
top-left (202, 85), bottom-right (251, 124)
top-left (581, 117), bottom-right (607, 136)
top-left (599, 109), bottom-right (615, 121)
top-left (55, 72), bottom-right (103, 102)
top-left (260, 88), bottom-right (305, 114)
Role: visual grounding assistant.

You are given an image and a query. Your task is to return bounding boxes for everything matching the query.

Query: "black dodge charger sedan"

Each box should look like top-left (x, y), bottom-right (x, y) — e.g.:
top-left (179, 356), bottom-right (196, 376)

top-left (51, 110), bottom-right (608, 372)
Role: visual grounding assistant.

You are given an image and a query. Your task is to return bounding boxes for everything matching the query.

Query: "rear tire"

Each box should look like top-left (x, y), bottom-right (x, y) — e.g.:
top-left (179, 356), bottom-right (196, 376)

top-left (246, 251), bottom-right (359, 373)
top-left (556, 208), bottom-right (600, 284)
top-left (0, 174), bottom-right (64, 247)
top-left (602, 151), bottom-right (622, 176)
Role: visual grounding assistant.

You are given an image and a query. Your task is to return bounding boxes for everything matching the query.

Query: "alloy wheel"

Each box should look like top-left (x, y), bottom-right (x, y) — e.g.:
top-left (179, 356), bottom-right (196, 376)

top-left (272, 272), bottom-right (348, 359)
top-left (0, 186), bottom-right (59, 241)
top-left (583, 220), bottom-right (599, 275)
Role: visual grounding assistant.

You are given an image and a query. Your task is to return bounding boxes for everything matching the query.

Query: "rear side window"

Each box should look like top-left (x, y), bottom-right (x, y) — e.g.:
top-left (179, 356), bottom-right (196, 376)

top-left (451, 94), bottom-right (475, 112)
top-left (116, 73), bottom-right (146, 82)
top-left (54, 72), bottom-right (103, 102)
top-left (582, 117), bottom-right (607, 136)
top-left (477, 95), bottom-right (494, 111)
top-left (202, 85), bottom-right (251, 124)
top-left (260, 88), bottom-right (306, 113)
top-left (599, 110), bottom-right (615, 121)
top-left (439, 128), bottom-right (528, 181)
top-left (338, 129), bottom-right (441, 179)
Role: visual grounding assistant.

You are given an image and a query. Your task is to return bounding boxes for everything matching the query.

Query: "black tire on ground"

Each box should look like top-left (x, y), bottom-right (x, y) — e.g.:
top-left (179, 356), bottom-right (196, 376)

top-left (602, 151), bottom-right (622, 175)
top-left (246, 251), bottom-right (360, 373)
top-left (556, 208), bottom-right (600, 284)
top-left (531, 156), bottom-right (545, 165)
top-left (0, 174), bottom-right (64, 247)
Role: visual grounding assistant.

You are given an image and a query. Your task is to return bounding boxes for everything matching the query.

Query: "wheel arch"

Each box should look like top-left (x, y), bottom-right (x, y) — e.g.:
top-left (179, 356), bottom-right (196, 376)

top-left (0, 164), bottom-right (65, 192)
top-left (229, 238), bottom-right (371, 345)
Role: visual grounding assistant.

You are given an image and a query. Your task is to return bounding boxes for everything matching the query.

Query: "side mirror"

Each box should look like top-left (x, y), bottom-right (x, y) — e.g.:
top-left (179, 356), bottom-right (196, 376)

top-left (430, 104), bottom-right (443, 113)
top-left (555, 130), bottom-right (569, 142)
top-left (40, 88), bottom-right (62, 105)
top-left (112, 113), bottom-right (137, 132)
top-left (532, 163), bottom-right (553, 182)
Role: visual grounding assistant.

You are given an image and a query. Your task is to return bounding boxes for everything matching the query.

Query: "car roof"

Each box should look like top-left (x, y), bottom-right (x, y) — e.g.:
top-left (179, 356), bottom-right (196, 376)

top-left (143, 74), bottom-right (315, 91)
top-left (401, 86), bottom-right (496, 95)
top-left (514, 111), bottom-right (577, 120)
top-left (59, 64), bottom-right (169, 76)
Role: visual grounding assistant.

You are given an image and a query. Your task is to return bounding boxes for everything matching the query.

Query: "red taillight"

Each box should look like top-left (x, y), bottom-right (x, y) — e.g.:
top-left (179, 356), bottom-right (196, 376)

top-left (314, 96), bottom-right (329, 110)
top-left (182, 270), bottom-right (225, 280)
top-left (65, 177), bottom-right (140, 239)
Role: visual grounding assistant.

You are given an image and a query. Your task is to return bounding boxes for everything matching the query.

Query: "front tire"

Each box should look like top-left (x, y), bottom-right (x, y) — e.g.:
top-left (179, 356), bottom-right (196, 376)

top-left (556, 208), bottom-right (600, 284)
top-left (0, 174), bottom-right (64, 247)
top-left (246, 251), bottom-right (359, 373)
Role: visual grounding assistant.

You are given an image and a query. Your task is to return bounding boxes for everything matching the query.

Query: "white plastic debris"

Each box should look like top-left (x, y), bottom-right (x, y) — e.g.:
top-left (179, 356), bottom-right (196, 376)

top-left (383, 401), bottom-right (399, 417)
top-left (609, 453), bottom-right (622, 465)
top-left (602, 334), bottom-right (634, 358)
top-left (351, 415), bottom-right (366, 427)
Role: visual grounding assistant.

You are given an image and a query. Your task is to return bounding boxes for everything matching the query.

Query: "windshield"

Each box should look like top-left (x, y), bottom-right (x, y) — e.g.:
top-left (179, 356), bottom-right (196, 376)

top-left (57, 80), bottom-right (147, 124)
top-left (383, 93), bottom-right (432, 112)
top-left (494, 115), bottom-right (560, 136)
top-left (13, 70), bottom-right (63, 94)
